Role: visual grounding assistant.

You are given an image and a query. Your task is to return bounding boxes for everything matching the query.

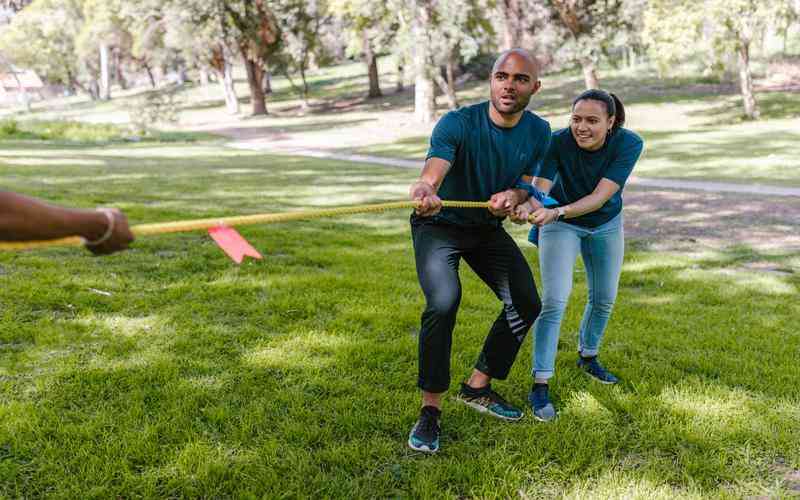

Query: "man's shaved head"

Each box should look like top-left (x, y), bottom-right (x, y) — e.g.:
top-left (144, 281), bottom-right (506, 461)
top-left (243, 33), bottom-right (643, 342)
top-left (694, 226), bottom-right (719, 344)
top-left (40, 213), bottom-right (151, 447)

top-left (491, 49), bottom-right (540, 79)
top-left (488, 48), bottom-right (542, 120)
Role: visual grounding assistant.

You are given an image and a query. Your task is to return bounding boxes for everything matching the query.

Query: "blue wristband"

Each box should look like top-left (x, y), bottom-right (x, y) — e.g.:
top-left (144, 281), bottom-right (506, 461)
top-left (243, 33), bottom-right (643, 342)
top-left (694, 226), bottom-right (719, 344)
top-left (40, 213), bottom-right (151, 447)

top-left (513, 180), bottom-right (559, 207)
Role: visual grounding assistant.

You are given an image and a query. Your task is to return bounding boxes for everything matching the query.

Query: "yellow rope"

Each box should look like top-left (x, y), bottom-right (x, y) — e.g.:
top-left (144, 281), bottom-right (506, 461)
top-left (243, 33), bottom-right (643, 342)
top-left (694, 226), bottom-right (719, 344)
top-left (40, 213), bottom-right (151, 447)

top-left (0, 200), bottom-right (489, 251)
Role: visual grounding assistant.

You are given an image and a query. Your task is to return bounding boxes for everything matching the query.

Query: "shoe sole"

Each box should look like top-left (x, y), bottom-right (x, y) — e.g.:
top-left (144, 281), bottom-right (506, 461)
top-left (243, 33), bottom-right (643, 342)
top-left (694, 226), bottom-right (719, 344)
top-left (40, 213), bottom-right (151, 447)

top-left (530, 412), bottom-right (556, 423)
top-left (455, 395), bottom-right (524, 422)
top-left (407, 438), bottom-right (438, 453)
top-left (581, 370), bottom-right (618, 385)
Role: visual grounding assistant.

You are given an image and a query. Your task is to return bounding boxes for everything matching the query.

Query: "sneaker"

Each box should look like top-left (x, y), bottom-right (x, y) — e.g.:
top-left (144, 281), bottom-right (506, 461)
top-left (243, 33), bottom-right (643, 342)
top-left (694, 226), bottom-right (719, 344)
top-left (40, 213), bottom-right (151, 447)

top-left (577, 355), bottom-right (619, 384)
top-left (408, 406), bottom-right (441, 453)
top-left (456, 383), bottom-right (524, 421)
top-left (528, 383), bottom-right (557, 422)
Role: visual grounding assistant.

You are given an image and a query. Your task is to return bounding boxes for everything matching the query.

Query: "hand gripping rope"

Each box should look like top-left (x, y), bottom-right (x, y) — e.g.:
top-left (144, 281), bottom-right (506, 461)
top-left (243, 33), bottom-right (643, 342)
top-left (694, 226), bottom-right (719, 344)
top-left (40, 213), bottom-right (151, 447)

top-left (0, 200), bottom-right (491, 251)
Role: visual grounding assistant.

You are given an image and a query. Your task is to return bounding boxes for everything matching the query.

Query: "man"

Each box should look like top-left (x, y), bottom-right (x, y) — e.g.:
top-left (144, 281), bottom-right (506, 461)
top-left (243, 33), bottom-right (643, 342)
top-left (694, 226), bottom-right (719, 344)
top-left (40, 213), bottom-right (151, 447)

top-left (0, 191), bottom-right (133, 254)
top-left (407, 49), bottom-right (551, 453)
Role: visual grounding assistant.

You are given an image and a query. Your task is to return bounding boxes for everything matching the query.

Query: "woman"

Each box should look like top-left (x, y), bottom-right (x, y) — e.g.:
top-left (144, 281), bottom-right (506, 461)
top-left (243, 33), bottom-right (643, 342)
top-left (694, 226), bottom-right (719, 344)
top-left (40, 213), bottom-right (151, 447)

top-left (513, 89), bottom-right (644, 422)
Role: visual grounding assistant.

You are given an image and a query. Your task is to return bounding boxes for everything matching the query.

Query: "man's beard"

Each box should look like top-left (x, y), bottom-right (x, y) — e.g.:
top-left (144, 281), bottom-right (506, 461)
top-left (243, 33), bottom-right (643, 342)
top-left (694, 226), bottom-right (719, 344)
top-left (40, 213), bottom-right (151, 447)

top-left (491, 92), bottom-right (531, 116)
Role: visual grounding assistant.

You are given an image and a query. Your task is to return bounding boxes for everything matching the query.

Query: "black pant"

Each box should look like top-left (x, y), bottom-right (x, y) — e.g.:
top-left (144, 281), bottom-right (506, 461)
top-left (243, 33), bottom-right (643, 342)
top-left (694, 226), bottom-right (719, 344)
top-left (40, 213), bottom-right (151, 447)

top-left (411, 218), bottom-right (542, 393)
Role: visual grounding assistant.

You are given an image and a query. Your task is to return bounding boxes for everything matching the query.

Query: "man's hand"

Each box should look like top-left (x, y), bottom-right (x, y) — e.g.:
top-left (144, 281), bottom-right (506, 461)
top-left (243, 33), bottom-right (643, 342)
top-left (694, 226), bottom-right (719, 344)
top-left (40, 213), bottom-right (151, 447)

top-left (409, 181), bottom-right (442, 217)
top-left (84, 208), bottom-right (134, 255)
top-left (488, 188), bottom-right (525, 217)
top-left (530, 207), bottom-right (559, 227)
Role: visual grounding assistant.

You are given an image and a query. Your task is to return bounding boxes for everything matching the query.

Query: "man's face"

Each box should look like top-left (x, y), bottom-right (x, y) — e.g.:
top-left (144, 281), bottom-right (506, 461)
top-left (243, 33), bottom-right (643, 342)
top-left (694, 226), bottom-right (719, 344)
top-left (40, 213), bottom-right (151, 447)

top-left (489, 54), bottom-right (541, 116)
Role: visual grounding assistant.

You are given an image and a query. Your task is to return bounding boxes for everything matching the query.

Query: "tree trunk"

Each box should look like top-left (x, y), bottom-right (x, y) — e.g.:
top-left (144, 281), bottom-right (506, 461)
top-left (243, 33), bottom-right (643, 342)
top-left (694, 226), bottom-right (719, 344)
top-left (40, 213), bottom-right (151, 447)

top-left (263, 70), bottom-right (272, 94)
top-left (242, 54), bottom-right (267, 115)
top-left (498, 0), bottom-right (524, 50)
top-left (396, 62), bottom-right (404, 92)
top-left (220, 59), bottom-right (240, 114)
top-left (99, 43), bottom-right (111, 100)
top-left (581, 57), bottom-right (599, 89)
top-left (433, 51), bottom-right (459, 110)
top-left (113, 48), bottom-right (127, 90)
top-left (413, 1), bottom-right (435, 123)
top-left (144, 63), bottom-right (156, 88)
top-left (199, 68), bottom-right (209, 86)
top-left (737, 39), bottom-right (760, 119)
top-left (363, 29), bottom-right (382, 98)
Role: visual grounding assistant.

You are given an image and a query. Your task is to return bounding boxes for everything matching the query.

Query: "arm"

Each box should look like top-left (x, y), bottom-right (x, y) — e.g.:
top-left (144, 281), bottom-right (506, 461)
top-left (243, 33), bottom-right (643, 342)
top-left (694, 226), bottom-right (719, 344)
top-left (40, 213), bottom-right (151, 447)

top-left (531, 179), bottom-right (619, 226)
top-left (409, 157), bottom-right (451, 217)
top-left (0, 191), bottom-right (134, 254)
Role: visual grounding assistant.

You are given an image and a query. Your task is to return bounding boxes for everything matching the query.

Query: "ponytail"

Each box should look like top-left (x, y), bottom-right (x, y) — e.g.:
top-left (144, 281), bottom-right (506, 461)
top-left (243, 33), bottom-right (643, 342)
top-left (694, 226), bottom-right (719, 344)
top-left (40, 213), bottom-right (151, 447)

top-left (573, 89), bottom-right (626, 132)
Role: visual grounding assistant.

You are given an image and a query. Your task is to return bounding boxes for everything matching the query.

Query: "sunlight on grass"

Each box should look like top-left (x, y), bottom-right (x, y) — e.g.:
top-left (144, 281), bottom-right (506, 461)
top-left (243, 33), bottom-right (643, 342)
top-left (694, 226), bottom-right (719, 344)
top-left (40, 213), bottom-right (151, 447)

top-left (242, 333), bottom-right (353, 370)
top-left (0, 157), bottom-right (107, 167)
top-left (677, 268), bottom-right (796, 295)
top-left (563, 391), bottom-right (614, 420)
top-left (558, 471), bottom-right (704, 500)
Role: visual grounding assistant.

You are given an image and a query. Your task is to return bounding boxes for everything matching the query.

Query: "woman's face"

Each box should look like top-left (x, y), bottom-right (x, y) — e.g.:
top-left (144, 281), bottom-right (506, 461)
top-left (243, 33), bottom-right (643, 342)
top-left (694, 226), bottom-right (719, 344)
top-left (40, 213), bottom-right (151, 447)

top-left (570, 99), bottom-right (615, 151)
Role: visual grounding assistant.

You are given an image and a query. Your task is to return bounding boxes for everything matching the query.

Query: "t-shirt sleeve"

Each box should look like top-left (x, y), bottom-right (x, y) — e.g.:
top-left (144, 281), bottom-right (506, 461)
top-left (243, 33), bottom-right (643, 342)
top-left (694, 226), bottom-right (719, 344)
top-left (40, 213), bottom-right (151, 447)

top-left (535, 132), bottom-right (559, 181)
top-left (603, 134), bottom-right (644, 188)
top-left (525, 121), bottom-right (551, 177)
top-left (426, 112), bottom-right (464, 163)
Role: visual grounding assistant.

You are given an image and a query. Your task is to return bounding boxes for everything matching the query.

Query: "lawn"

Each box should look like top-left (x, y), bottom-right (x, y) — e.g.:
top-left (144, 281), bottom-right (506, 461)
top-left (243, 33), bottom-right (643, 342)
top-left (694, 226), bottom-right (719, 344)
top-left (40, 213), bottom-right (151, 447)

top-left (1, 141), bottom-right (798, 497)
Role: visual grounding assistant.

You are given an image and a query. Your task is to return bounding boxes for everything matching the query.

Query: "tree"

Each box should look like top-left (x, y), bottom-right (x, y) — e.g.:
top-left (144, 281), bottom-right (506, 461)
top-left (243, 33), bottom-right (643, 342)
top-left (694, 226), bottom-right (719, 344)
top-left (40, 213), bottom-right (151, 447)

top-left (545, 0), bottom-right (635, 89)
top-left (644, 0), bottom-right (787, 119)
top-left (0, 0), bottom-right (87, 95)
top-left (330, 0), bottom-right (395, 98)
top-left (224, 0), bottom-right (282, 115)
top-left (270, 0), bottom-right (329, 108)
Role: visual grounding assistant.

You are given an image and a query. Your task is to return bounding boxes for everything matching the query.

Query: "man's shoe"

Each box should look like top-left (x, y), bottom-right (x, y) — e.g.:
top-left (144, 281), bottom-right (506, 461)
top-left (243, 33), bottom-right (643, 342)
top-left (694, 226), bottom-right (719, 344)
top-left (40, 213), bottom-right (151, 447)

top-left (528, 383), bottom-right (557, 422)
top-left (577, 355), bottom-right (619, 384)
top-left (456, 383), bottom-right (524, 421)
top-left (408, 405), bottom-right (441, 453)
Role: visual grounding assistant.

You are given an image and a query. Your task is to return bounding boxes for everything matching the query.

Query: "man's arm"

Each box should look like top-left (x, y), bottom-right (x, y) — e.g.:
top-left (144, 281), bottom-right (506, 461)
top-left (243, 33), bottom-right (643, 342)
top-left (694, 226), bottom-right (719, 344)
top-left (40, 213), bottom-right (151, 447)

top-left (0, 191), bottom-right (134, 255)
top-left (409, 157), bottom-right (451, 217)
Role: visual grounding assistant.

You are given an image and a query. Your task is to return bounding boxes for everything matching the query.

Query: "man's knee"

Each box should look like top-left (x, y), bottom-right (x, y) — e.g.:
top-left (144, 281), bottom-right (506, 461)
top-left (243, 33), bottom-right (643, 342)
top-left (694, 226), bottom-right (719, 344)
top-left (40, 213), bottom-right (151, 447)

top-left (426, 290), bottom-right (461, 319)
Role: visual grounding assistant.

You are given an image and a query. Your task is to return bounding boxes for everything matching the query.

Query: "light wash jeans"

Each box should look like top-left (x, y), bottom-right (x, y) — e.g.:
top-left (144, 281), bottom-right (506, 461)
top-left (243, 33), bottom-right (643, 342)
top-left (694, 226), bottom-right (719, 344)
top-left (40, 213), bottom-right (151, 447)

top-left (532, 213), bottom-right (624, 379)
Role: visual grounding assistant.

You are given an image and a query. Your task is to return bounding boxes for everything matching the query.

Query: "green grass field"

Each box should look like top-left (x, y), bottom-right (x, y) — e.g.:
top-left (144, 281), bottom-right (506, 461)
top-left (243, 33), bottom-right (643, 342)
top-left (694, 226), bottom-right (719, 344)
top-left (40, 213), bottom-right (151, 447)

top-left (1, 141), bottom-right (799, 497)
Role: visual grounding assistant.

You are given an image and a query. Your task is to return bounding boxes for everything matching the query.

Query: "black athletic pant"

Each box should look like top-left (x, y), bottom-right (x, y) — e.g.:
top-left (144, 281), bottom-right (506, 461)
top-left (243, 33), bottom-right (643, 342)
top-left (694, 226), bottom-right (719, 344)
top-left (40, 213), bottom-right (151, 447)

top-left (411, 218), bottom-right (542, 393)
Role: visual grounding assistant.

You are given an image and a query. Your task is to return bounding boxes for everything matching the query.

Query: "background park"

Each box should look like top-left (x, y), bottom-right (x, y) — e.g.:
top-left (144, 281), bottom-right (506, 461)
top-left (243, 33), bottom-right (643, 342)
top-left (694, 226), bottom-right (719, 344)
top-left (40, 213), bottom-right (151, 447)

top-left (0, 0), bottom-right (799, 497)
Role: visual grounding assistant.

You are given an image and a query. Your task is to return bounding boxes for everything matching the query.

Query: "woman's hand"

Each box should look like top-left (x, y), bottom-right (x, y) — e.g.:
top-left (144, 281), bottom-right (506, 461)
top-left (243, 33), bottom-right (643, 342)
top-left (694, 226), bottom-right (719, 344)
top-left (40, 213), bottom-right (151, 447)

top-left (510, 201), bottom-right (534, 224)
top-left (530, 207), bottom-right (560, 226)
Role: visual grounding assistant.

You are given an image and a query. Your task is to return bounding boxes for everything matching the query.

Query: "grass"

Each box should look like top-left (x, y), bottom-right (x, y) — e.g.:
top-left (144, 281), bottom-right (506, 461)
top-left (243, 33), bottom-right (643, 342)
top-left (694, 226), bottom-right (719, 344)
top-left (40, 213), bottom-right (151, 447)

top-left (1, 141), bottom-right (799, 497)
top-left (0, 118), bottom-right (221, 144)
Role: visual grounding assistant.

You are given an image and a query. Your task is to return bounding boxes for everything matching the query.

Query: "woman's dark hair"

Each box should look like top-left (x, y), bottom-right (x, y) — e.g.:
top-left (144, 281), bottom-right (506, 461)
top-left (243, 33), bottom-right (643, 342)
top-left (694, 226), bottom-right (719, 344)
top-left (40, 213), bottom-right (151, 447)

top-left (572, 89), bottom-right (626, 132)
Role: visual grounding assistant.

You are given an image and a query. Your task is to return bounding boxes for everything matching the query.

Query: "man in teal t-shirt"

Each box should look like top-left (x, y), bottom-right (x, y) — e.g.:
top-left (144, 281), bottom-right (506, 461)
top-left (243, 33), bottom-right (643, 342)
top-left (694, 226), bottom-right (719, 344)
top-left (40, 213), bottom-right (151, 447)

top-left (405, 49), bottom-right (551, 453)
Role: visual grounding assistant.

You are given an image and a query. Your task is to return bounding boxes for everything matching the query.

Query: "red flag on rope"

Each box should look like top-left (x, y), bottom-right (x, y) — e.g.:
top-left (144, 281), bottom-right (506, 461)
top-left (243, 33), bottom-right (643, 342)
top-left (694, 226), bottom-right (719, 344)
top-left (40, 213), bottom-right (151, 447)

top-left (208, 226), bottom-right (262, 264)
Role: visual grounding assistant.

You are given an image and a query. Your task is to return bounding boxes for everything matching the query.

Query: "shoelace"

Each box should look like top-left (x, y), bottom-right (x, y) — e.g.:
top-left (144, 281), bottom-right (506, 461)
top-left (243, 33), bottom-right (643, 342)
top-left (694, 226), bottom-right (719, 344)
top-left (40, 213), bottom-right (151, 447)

top-left (418, 412), bottom-right (440, 434)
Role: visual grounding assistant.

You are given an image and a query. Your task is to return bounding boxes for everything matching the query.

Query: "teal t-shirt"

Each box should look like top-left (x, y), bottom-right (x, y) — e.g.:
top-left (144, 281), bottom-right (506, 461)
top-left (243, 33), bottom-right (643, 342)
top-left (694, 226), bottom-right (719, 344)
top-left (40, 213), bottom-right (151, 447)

top-left (424, 101), bottom-right (551, 227)
top-left (536, 127), bottom-right (643, 228)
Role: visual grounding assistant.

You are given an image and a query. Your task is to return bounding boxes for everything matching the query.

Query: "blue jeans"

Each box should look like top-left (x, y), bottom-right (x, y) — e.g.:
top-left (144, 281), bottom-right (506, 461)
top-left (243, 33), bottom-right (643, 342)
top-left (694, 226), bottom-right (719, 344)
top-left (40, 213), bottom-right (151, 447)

top-left (532, 213), bottom-right (624, 380)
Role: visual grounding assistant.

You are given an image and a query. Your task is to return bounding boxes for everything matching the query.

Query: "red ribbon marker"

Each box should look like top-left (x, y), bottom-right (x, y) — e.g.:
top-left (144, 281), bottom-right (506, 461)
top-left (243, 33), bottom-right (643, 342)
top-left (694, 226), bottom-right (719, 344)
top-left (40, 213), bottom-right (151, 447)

top-left (208, 226), bottom-right (262, 264)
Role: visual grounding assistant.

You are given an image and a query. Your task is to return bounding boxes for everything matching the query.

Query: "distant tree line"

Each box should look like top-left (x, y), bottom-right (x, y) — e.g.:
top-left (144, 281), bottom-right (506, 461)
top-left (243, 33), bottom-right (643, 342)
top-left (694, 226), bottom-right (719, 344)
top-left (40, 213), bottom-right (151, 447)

top-left (1, 0), bottom-right (798, 120)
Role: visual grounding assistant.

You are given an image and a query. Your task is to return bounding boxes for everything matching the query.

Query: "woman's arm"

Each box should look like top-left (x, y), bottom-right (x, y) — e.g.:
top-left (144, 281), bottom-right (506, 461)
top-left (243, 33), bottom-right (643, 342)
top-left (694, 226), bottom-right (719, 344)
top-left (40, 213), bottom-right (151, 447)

top-left (530, 178), bottom-right (620, 226)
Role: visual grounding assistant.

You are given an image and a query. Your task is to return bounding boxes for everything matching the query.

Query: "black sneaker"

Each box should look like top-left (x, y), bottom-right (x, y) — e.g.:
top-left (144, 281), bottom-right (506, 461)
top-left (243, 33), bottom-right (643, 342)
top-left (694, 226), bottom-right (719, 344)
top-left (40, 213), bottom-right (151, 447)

top-left (408, 406), bottom-right (441, 453)
top-left (455, 383), bottom-right (524, 421)
top-left (577, 355), bottom-right (619, 384)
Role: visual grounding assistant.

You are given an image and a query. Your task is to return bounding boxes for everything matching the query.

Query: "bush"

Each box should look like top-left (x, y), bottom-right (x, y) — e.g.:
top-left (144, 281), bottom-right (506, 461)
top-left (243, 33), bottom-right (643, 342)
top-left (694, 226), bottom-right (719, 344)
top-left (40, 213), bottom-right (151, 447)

top-left (0, 118), bottom-right (19, 137)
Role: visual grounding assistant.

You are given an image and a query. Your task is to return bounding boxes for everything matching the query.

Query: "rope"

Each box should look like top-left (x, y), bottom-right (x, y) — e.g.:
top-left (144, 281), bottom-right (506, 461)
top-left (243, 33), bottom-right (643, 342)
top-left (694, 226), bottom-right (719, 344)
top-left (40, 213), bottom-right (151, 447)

top-left (0, 200), bottom-right (490, 251)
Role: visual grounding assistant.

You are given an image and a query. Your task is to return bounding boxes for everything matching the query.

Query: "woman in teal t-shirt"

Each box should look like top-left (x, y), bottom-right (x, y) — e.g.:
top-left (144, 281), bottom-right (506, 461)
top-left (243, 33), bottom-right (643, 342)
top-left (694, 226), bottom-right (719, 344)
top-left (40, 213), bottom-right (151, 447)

top-left (512, 89), bottom-right (644, 422)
